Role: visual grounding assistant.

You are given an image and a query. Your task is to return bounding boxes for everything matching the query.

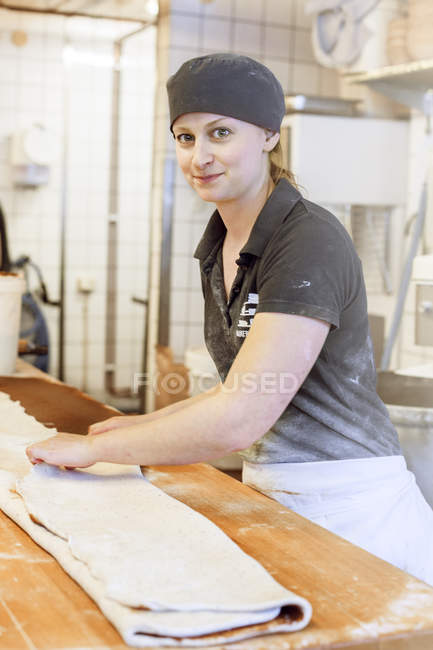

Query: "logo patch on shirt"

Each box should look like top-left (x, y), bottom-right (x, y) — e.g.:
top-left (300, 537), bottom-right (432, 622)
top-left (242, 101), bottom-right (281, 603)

top-left (236, 293), bottom-right (258, 338)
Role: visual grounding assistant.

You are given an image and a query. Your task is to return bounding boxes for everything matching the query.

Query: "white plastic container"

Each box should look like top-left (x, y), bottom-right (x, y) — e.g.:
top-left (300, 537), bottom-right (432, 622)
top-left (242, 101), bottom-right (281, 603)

top-left (184, 345), bottom-right (242, 471)
top-left (0, 273), bottom-right (25, 374)
top-left (184, 345), bottom-right (219, 397)
top-left (10, 124), bottom-right (56, 187)
top-left (352, 0), bottom-right (403, 71)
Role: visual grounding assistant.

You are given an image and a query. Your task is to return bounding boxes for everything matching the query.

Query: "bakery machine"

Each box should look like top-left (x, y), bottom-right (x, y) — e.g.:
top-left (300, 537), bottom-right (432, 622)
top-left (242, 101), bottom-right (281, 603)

top-left (0, 201), bottom-right (59, 371)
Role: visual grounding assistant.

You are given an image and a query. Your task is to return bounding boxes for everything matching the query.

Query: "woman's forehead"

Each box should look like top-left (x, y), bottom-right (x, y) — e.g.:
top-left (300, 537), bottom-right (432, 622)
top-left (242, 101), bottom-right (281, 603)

top-left (172, 113), bottom-right (240, 130)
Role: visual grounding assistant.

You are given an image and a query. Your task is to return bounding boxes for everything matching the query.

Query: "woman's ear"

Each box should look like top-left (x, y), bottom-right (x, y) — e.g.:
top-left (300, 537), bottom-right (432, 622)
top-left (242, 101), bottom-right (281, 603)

top-left (263, 130), bottom-right (280, 152)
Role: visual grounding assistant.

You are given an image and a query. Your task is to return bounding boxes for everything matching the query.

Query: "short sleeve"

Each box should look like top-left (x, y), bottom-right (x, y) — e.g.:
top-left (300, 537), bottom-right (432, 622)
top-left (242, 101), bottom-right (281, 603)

top-left (256, 209), bottom-right (357, 330)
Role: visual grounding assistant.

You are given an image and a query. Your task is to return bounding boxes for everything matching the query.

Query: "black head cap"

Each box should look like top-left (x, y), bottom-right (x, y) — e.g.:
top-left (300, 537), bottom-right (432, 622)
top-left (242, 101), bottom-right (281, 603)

top-left (167, 52), bottom-right (285, 133)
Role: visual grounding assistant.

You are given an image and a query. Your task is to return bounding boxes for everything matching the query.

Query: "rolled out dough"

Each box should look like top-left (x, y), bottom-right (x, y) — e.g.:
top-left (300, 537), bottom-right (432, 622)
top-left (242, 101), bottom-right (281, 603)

top-left (0, 391), bottom-right (312, 646)
top-left (17, 462), bottom-right (299, 612)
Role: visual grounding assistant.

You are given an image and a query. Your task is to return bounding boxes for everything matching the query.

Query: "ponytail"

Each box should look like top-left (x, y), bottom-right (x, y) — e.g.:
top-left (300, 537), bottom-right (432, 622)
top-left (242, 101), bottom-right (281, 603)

top-left (269, 140), bottom-right (298, 188)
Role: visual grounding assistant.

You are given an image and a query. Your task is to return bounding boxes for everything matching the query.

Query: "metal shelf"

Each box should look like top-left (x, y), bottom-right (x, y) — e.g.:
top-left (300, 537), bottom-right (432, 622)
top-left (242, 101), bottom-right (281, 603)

top-left (344, 59), bottom-right (433, 111)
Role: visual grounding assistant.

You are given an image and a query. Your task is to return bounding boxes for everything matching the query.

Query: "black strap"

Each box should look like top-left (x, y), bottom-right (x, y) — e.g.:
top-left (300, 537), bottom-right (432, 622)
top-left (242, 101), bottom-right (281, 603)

top-left (0, 202), bottom-right (11, 272)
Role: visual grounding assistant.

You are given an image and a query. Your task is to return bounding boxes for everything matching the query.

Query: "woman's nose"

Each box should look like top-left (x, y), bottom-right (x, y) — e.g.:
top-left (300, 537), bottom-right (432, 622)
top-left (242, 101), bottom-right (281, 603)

top-left (192, 138), bottom-right (213, 168)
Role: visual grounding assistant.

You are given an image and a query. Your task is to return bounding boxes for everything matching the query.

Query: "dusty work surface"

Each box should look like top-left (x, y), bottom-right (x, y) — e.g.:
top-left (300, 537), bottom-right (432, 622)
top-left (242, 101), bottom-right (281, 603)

top-left (1, 376), bottom-right (433, 649)
top-left (0, 375), bottom-right (118, 434)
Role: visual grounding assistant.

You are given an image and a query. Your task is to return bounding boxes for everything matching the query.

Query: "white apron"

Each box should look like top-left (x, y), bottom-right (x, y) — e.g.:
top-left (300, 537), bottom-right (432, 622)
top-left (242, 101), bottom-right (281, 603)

top-left (243, 455), bottom-right (433, 586)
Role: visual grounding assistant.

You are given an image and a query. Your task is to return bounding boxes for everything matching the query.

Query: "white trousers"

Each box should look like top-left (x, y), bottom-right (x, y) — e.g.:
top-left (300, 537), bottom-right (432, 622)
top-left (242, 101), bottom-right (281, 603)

top-left (243, 455), bottom-right (433, 586)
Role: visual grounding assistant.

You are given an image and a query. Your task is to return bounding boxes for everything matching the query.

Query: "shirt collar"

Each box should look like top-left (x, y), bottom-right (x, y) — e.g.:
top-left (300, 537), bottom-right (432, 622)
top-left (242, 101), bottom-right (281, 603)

top-left (193, 178), bottom-right (302, 269)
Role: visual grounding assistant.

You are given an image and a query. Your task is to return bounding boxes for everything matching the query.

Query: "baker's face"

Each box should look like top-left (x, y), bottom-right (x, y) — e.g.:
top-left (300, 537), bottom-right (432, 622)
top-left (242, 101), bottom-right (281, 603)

top-left (172, 113), bottom-right (278, 204)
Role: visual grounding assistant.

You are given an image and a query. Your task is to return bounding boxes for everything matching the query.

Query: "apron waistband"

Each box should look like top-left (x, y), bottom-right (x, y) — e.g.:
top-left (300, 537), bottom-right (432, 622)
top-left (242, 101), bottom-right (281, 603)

top-left (242, 455), bottom-right (408, 495)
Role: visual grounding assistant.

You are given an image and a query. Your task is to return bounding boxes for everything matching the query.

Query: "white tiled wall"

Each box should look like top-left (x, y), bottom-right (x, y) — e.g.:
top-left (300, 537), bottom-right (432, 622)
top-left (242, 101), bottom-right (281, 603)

top-left (0, 9), bottom-right (155, 401)
top-left (159, 0), bottom-right (340, 364)
top-left (8, 0), bottom-right (407, 409)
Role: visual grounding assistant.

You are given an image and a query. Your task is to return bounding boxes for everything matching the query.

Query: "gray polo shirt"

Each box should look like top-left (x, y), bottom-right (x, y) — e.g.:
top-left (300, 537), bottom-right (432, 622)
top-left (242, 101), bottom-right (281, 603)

top-left (193, 178), bottom-right (401, 463)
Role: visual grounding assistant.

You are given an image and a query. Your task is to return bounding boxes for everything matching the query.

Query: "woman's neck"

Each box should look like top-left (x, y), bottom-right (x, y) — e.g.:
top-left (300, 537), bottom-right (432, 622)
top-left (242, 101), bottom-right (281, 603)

top-left (216, 174), bottom-right (274, 246)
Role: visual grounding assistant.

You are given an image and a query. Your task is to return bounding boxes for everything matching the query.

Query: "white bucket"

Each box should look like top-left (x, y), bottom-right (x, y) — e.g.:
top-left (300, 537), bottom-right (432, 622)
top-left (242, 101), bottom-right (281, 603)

top-left (184, 345), bottom-right (219, 397)
top-left (0, 273), bottom-right (25, 375)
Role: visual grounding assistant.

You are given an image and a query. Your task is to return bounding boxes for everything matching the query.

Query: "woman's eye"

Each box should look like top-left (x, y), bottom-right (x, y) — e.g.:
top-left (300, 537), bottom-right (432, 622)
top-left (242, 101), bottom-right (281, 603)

top-left (212, 128), bottom-right (231, 139)
top-left (177, 133), bottom-right (194, 143)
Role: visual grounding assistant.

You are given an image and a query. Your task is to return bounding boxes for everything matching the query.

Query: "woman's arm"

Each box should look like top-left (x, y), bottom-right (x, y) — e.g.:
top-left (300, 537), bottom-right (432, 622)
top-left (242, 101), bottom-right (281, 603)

top-left (26, 313), bottom-right (330, 468)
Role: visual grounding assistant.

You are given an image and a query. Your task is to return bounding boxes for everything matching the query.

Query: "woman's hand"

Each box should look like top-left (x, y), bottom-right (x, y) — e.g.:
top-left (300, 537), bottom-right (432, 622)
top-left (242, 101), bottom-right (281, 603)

top-left (26, 432), bottom-right (97, 469)
top-left (88, 414), bottom-right (146, 436)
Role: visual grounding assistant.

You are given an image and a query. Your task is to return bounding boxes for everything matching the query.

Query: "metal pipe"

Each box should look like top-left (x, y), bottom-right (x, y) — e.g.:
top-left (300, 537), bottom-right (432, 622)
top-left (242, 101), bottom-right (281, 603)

top-left (0, 2), bottom-right (152, 24)
top-left (58, 42), bottom-right (71, 381)
top-left (104, 24), bottom-right (150, 398)
top-left (158, 158), bottom-right (176, 346)
top-left (104, 39), bottom-right (125, 397)
top-left (81, 292), bottom-right (89, 392)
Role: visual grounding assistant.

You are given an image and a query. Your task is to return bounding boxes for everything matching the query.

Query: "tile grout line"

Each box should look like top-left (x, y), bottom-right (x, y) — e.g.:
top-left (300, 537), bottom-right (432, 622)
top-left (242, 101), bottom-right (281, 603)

top-left (0, 596), bottom-right (38, 650)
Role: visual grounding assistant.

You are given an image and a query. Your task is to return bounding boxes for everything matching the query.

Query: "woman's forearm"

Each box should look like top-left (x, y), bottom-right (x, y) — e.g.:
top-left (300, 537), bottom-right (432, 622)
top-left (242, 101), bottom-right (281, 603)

top-left (28, 311), bottom-right (324, 469)
top-left (26, 381), bottom-right (281, 469)
top-left (88, 372), bottom-right (292, 467)
top-left (89, 389), bottom-right (240, 466)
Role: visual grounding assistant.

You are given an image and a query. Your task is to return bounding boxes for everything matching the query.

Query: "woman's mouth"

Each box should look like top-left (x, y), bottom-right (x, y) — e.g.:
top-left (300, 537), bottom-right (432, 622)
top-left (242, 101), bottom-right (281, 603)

top-left (193, 173), bottom-right (223, 184)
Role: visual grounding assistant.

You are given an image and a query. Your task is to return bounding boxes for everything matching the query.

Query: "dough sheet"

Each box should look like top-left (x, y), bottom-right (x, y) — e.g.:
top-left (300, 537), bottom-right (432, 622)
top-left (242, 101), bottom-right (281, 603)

top-left (0, 391), bottom-right (312, 646)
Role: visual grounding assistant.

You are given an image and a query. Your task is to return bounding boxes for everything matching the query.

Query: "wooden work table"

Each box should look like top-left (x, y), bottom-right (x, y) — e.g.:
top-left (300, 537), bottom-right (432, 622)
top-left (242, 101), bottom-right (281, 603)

top-left (1, 365), bottom-right (433, 649)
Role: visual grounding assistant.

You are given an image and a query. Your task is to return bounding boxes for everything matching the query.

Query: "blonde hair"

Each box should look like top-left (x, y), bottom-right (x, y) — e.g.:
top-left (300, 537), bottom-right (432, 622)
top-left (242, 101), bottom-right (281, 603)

top-left (269, 140), bottom-right (298, 188)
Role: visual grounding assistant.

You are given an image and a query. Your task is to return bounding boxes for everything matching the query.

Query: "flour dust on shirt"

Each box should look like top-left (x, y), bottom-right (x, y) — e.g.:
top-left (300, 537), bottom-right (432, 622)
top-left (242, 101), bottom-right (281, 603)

top-left (193, 178), bottom-right (401, 464)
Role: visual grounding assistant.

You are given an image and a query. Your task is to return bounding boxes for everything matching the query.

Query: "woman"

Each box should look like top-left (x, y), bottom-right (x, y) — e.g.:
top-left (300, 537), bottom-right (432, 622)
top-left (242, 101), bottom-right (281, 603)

top-left (27, 53), bottom-right (433, 584)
